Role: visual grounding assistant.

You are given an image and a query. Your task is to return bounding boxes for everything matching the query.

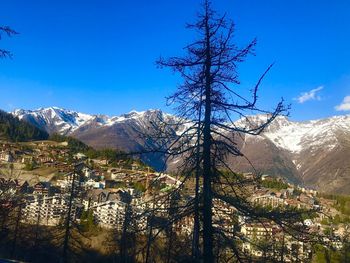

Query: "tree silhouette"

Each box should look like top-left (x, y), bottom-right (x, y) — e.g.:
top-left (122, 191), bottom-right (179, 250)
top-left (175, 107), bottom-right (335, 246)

top-left (152, 1), bottom-right (317, 262)
top-left (0, 26), bottom-right (18, 58)
top-left (61, 162), bottom-right (85, 263)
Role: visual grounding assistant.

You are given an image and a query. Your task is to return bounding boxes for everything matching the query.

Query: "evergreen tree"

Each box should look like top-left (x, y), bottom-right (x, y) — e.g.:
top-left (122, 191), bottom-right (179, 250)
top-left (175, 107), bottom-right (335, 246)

top-left (0, 110), bottom-right (49, 141)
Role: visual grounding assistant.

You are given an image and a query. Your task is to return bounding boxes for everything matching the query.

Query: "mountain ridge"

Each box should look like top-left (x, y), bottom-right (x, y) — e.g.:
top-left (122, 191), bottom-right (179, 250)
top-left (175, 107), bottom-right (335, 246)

top-left (0, 110), bottom-right (49, 142)
top-left (12, 107), bottom-right (350, 194)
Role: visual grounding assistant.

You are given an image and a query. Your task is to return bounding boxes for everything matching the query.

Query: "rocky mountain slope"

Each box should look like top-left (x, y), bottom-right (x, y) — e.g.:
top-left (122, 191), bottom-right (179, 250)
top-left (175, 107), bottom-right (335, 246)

top-left (262, 115), bottom-right (350, 194)
top-left (12, 107), bottom-right (350, 194)
top-left (13, 107), bottom-right (181, 171)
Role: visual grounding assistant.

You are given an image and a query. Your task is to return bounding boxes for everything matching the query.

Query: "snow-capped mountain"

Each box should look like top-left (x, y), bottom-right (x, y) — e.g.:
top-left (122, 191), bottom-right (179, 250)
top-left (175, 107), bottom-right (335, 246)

top-left (12, 107), bottom-right (350, 194)
top-left (13, 107), bottom-right (97, 135)
top-left (13, 107), bottom-right (182, 171)
top-left (261, 115), bottom-right (350, 194)
top-left (234, 114), bottom-right (350, 194)
top-left (263, 115), bottom-right (350, 154)
top-left (13, 107), bottom-right (176, 135)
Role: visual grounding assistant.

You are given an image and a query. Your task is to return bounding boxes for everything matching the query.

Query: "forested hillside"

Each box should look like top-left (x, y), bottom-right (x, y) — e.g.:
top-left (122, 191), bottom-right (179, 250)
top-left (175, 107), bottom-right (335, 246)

top-left (0, 110), bottom-right (49, 141)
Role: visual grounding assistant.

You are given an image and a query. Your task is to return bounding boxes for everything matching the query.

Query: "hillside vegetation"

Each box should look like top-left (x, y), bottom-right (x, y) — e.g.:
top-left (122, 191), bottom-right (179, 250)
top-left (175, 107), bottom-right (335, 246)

top-left (0, 110), bottom-right (143, 169)
top-left (49, 133), bottom-right (145, 168)
top-left (0, 110), bottom-right (49, 141)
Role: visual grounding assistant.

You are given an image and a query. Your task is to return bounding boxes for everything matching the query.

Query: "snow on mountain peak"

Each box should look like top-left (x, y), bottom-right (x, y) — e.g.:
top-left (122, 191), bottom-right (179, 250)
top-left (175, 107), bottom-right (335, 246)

top-left (11, 107), bottom-right (171, 134)
top-left (11, 107), bottom-right (350, 156)
top-left (12, 107), bottom-right (96, 134)
top-left (263, 114), bottom-right (350, 154)
top-left (231, 113), bottom-right (350, 154)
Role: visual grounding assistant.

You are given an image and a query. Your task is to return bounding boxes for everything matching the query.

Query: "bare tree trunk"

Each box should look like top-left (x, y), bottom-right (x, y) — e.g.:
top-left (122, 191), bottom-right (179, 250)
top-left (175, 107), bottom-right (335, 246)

top-left (62, 171), bottom-right (77, 263)
top-left (280, 234), bottom-right (285, 263)
top-left (120, 203), bottom-right (131, 262)
top-left (1, 213), bottom-right (8, 234)
top-left (31, 196), bottom-right (42, 261)
top-left (11, 204), bottom-right (22, 259)
top-left (145, 196), bottom-right (156, 263)
top-left (166, 224), bottom-right (173, 263)
top-left (202, 8), bottom-right (213, 261)
top-left (192, 86), bottom-right (203, 262)
top-left (145, 215), bottom-right (153, 263)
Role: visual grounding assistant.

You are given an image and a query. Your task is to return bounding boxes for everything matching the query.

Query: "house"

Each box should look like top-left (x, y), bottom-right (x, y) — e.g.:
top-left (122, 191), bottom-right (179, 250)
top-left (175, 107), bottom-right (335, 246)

top-left (110, 172), bottom-right (126, 180)
top-left (83, 179), bottom-right (105, 189)
top-left (156, 174), bottom-right (182, 187)
top-left (33, 181), bottom-right (51, 196)
top-left (241, 221), bottom-right (276, 239)
top-left (83, 188), bottom-right (131, 210)
top-left (37, 154), bottom-right (54, 164)
top-left (243, 173), bottom-right (255, 180)
top-left (74, 152), bottom-right (87, 160)
top-left (93, 159), bottom-right (109, 166)
top-left (303, 219), bottom-right (314, 227)
top-left (250, 192), bottom-right (285, 208)
top-left (22, 155), bottom-right (34, 164)
top-left (0, 151), bottom-right (14, 163)
top-left (285, 199), bottom-right (303, 209)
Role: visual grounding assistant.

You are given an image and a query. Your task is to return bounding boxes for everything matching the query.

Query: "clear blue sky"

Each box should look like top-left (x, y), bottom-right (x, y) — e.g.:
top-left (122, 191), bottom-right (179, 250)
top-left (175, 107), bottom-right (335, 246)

top-left (0, 0), bottom-right (349, 120)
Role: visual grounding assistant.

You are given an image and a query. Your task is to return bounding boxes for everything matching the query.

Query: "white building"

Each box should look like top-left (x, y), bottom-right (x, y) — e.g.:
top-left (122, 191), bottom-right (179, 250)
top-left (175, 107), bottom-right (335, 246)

top-left (93, 200), bottom-right (126, 229)
top-left (250, 193), bottom-right (286, 208)
top-left (303, 219), bottom-right (314, 227)
top-left (82, 179), bottom-right (105, 189)
top-left (23, 193), bottom-right (76, 226)
top-left (0, 151), bottom-right (14, 163)
top-left (83, 189), bottom-right (131, 229)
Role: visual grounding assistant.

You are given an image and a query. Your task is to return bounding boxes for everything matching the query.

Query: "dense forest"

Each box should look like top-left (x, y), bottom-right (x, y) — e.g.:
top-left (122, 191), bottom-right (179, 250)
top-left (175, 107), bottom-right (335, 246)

top-left (0, 110), bottom-right (49, 141)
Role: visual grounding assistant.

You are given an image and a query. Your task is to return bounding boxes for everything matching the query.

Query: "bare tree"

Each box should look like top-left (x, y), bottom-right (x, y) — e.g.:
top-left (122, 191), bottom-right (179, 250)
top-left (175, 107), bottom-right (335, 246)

top-left (151, 1), bottom-right (317, 262)
top-left (0, 166), bottom-right (29, 260)
top-left (61, 162), bottom-right (84, 263)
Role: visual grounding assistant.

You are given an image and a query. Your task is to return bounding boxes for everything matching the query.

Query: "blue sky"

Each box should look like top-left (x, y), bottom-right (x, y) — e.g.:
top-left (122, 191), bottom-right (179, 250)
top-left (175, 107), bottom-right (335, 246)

top-left (0, 0), bottom-right (349, 121)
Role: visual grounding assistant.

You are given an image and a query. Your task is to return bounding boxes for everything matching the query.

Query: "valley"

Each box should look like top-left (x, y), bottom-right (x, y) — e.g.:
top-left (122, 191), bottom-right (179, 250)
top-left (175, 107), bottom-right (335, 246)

top-left (13, 107), bottom-right (350, 194)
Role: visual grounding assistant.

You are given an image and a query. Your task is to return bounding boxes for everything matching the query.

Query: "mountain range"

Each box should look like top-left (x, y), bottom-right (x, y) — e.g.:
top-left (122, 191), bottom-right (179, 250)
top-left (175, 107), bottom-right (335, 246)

top-left (12, 107), bottom-right (350, 194)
